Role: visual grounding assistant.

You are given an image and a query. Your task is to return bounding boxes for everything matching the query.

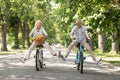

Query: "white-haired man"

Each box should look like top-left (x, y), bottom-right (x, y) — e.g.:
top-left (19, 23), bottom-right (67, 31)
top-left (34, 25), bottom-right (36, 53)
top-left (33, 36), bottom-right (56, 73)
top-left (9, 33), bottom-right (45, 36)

top-left (60, 19), bottom-right (102, 64)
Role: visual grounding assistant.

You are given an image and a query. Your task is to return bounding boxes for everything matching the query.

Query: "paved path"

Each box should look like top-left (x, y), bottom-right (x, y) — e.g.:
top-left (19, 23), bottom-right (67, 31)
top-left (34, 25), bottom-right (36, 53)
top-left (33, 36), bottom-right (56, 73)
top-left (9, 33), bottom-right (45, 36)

top-left (0, 48), bottom-right (120, 80)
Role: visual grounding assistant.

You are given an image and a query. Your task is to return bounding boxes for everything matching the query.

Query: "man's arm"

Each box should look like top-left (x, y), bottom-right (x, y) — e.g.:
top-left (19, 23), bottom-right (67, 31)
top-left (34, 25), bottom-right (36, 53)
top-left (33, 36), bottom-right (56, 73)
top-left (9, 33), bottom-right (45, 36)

top-left (70, 27), bottom-right (75, 40)
top-left (84, 27), bottom-right (91, 40)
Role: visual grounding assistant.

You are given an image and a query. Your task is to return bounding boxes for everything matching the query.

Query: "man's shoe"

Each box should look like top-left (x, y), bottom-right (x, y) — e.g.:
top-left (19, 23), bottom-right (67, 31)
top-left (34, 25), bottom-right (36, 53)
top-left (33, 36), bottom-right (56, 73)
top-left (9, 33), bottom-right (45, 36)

top-left (59, 53), bottom-right (66, 61)
top-left (19, 57), bottom-right (26, 63)
top-left (96, 58), bottom-right (102, 65)
top-left (53, 54), bottom-right (57, 56)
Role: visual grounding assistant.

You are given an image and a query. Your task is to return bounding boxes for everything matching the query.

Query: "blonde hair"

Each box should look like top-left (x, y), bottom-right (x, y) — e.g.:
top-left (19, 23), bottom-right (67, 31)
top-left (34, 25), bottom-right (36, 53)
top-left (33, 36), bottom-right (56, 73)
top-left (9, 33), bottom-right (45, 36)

top-left (34, 20), bottom-right (42, 28)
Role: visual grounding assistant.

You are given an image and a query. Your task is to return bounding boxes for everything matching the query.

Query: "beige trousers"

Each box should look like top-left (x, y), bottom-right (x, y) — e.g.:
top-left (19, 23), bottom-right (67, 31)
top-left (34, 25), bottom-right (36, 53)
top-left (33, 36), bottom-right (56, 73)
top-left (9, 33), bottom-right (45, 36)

top-left (25, 41), bottom-right (55, 60)
top-left (65, 40), bottom-right (96, 62)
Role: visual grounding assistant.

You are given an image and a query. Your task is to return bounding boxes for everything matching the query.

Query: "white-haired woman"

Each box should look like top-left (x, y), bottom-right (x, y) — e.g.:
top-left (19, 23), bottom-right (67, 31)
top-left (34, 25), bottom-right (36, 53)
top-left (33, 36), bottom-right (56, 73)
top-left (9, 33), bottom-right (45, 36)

top-left (20, 20), bottom-right (57, 63)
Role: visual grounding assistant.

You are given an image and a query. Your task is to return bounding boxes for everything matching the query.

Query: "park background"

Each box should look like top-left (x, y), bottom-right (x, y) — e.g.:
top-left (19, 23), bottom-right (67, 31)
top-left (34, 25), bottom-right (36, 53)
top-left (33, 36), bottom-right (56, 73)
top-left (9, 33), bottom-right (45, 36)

top-left (0, 0), bottom-right (120, 65)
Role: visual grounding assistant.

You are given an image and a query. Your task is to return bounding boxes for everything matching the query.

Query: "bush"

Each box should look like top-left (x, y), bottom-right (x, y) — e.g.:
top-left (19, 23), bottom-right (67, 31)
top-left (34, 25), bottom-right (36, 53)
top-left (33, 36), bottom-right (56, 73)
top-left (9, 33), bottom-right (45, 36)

top-left (95, 49), bottom-right (103, 53)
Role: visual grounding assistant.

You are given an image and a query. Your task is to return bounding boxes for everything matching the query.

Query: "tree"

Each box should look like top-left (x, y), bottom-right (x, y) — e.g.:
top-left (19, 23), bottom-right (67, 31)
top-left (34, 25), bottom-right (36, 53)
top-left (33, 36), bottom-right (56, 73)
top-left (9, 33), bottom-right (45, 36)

top-left (0, 0), bottom-right (119, 53)
top-left (1, 0), bottom-right (11, 51)
top-left (9, 13), bottom-right (20, 49)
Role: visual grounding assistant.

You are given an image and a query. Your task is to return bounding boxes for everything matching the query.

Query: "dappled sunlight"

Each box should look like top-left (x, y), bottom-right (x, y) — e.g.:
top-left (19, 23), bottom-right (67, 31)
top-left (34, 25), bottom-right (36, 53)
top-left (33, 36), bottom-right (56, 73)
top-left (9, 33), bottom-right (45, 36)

top-left (45, 76), bottom-right (57, 80)
top-left (0, 49), bottom-right (120, 80)
top-left (5, 74), bottom-right (26, 80)
top-left (0, 0), bottom-right (120, 80)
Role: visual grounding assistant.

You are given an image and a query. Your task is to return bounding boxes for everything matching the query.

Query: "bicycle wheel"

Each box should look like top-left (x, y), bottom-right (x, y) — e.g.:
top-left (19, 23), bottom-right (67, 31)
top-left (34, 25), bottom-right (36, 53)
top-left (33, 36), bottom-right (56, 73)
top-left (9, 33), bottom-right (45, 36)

top-left (35, 49), bottom-right (41, 71)
top-left (77, 52), bottom-right (80, 71)
top-left (77, 63), bottom-right (80, 71)
top-left (39, 49), bottom-right (43, 69)
top-left (80, 52), bottom-right (83, 73)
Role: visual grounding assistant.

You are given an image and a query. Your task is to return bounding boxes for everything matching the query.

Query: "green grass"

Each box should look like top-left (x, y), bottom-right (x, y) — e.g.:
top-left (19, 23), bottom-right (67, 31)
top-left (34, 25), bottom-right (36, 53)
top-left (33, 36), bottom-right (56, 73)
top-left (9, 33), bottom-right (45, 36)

top-left (72, 48), bottom-right (120, 66)
top-left (103, 60), bottom-right (120, 66)
top-left (87, 51), bottom-right (120, 66)
top-left (0, 49), bottom-right (26, 55)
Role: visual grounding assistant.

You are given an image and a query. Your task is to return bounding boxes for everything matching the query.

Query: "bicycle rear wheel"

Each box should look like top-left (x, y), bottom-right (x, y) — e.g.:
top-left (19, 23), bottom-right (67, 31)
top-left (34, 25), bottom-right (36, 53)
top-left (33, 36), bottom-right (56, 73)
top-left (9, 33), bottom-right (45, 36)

top-left (80, 52), bottom-right (83, 73)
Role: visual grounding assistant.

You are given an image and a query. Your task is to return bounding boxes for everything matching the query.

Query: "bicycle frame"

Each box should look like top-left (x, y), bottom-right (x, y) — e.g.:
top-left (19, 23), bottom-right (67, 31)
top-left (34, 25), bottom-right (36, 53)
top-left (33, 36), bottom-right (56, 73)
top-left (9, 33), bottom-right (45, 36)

top-left (35, 45), bottom-right (43, 71)
top-left (76, 44), bottom-right (83, 63)
top-left (76, 43), bottom-right (84, 73)
top-left (36, 46), bottom-right (43, 62)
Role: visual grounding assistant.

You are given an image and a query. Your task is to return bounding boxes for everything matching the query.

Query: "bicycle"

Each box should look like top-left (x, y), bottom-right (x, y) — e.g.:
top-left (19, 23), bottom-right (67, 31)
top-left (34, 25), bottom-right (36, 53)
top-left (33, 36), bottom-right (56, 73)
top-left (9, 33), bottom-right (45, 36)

top-left (75, 43), bottom-right (84, 73)
top-left (35, 45), bottom-right (44, 71)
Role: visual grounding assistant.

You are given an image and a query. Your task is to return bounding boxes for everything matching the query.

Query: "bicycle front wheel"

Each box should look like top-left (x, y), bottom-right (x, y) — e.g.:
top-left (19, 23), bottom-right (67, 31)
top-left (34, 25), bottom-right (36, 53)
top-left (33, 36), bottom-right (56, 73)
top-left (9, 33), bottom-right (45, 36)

top-left (35, 49), bottom-right (43, 71)
top-left (77, 52), bottom-right (80, 71)
top-left (80, 52), bottom-right (83, 73)
top-left (39, 50), bottom-right (43, 69)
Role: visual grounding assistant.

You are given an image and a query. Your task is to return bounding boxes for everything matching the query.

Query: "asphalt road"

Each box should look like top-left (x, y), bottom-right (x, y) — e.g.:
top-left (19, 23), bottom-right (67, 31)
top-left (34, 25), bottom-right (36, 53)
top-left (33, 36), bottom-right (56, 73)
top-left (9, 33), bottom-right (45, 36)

top-left (0, 48), bottom-right (120, 80)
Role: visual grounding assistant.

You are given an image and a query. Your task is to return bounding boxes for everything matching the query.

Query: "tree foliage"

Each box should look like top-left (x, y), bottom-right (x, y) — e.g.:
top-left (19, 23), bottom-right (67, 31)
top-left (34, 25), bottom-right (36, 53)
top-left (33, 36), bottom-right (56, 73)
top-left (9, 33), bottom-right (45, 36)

top-left (0, 0), bottom-right (120, 53)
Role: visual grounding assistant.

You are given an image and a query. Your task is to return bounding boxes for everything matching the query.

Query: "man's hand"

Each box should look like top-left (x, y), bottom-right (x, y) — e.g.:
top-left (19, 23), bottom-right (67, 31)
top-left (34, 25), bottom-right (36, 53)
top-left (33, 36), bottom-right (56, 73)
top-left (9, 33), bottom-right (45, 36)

top-left (71, 37), bottom-right (76, 41)
top-left (87, 36), bottom-right (91, 40)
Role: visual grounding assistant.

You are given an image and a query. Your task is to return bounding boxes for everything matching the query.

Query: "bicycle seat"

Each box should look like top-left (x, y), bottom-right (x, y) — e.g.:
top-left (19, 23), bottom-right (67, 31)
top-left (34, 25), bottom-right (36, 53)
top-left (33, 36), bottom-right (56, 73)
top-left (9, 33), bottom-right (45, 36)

top-left (77, 43), bottom-right (84, 49)
top-left (36, 45), bottom-right (43, 48)
top-left (77, 43), bottom-right (81, 48)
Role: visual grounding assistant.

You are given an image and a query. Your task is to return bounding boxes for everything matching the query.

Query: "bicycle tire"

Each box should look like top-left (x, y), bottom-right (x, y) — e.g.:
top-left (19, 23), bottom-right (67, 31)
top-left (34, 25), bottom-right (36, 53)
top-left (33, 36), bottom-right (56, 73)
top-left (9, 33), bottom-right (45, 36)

top-left (77, 52), bottom-right (80, 71)
top-left (77, 63), bottom-right (80, 70)
top-left (80, 52), bottom-right (83, 73)
top-left (39, 50), bottom-right (43, 69)
top-left (35, 49), bottom-right (41, 71)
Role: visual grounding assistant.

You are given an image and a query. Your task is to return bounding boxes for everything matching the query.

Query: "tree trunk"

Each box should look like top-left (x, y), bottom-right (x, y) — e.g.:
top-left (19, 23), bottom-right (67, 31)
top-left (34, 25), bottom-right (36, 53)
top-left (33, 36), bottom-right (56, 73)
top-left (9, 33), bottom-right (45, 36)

top-left (13, 15), bottom-right (20, 49)
top-left (114, 0), bottom-right (119, 4)
top-left (14, 24), bottom-right (19, 49)
top-left (88, 38), bottom-right (94, 51)
top-left (26, 23), bottom-right (30, 47)
top-left (111, 31), bottom-right (119, 52)
top-left (1, 0), bottom-right (10, 51)
top-left (111, 41), bottom-right (118, 52)
top-left (98, 33), bottom-right (105, 52)
top-left (1, 23), bottom-right (7, 51)
top-left (21, 22), bottom-right (26, 48)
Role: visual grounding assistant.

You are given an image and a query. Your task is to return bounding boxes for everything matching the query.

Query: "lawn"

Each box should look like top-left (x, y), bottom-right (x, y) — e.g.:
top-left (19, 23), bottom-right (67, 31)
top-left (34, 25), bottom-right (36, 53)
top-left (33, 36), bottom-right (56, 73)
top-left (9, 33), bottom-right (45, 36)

top-left (85, 50), bottom-right (120, 66)
top-left (103, 60), bottom-right (120, 66)
top-left (0, 49), bottom-right (26, 55)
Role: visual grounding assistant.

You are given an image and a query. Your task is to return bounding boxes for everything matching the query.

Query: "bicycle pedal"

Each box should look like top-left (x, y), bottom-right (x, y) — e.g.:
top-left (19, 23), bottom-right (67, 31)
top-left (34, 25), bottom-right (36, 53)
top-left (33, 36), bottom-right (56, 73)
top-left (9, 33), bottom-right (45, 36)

top-left (84, 57), bottom-right (86, 60)
top-left (34, 55), bottom-right (36, 58)
top-left (58, 51), bottom-right (61, 58)
top-left (73, 66), bottom-right (77, 68)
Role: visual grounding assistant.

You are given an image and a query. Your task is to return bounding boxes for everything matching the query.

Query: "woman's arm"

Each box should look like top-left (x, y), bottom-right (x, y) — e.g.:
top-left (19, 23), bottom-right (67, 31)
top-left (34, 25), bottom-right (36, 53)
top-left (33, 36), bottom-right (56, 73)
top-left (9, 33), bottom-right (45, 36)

top-left (42, 27), bottom-right (48, 37)
top-left (29, 28), bottom-right (35, 38)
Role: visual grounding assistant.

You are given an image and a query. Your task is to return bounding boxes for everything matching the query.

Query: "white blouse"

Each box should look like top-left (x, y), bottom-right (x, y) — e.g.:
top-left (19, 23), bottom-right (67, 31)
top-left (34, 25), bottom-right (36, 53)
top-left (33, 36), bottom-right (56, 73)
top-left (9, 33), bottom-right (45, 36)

top-left (29, 27), bottom-right (48, 39)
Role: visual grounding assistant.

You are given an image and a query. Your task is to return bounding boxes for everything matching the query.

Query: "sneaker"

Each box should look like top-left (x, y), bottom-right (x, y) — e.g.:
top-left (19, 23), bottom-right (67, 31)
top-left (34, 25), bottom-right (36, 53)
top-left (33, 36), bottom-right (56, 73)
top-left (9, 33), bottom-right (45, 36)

top-left (59, 53), bottom-right (66, 61)
top-left (84, 57), bottom-right (86, 60)
top-left (96, 58), bottom-right (102, 64)
top-left (53, 54), bottom-right (57, 56)
top-left (19, 57), bottom-right (26, 63)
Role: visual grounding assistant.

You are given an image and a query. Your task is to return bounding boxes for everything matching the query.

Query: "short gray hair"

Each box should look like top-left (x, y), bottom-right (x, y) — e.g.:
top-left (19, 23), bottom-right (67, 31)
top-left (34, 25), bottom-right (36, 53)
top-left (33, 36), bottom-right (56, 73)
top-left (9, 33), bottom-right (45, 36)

top-left (76, 19), bottom-right (82, 23)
